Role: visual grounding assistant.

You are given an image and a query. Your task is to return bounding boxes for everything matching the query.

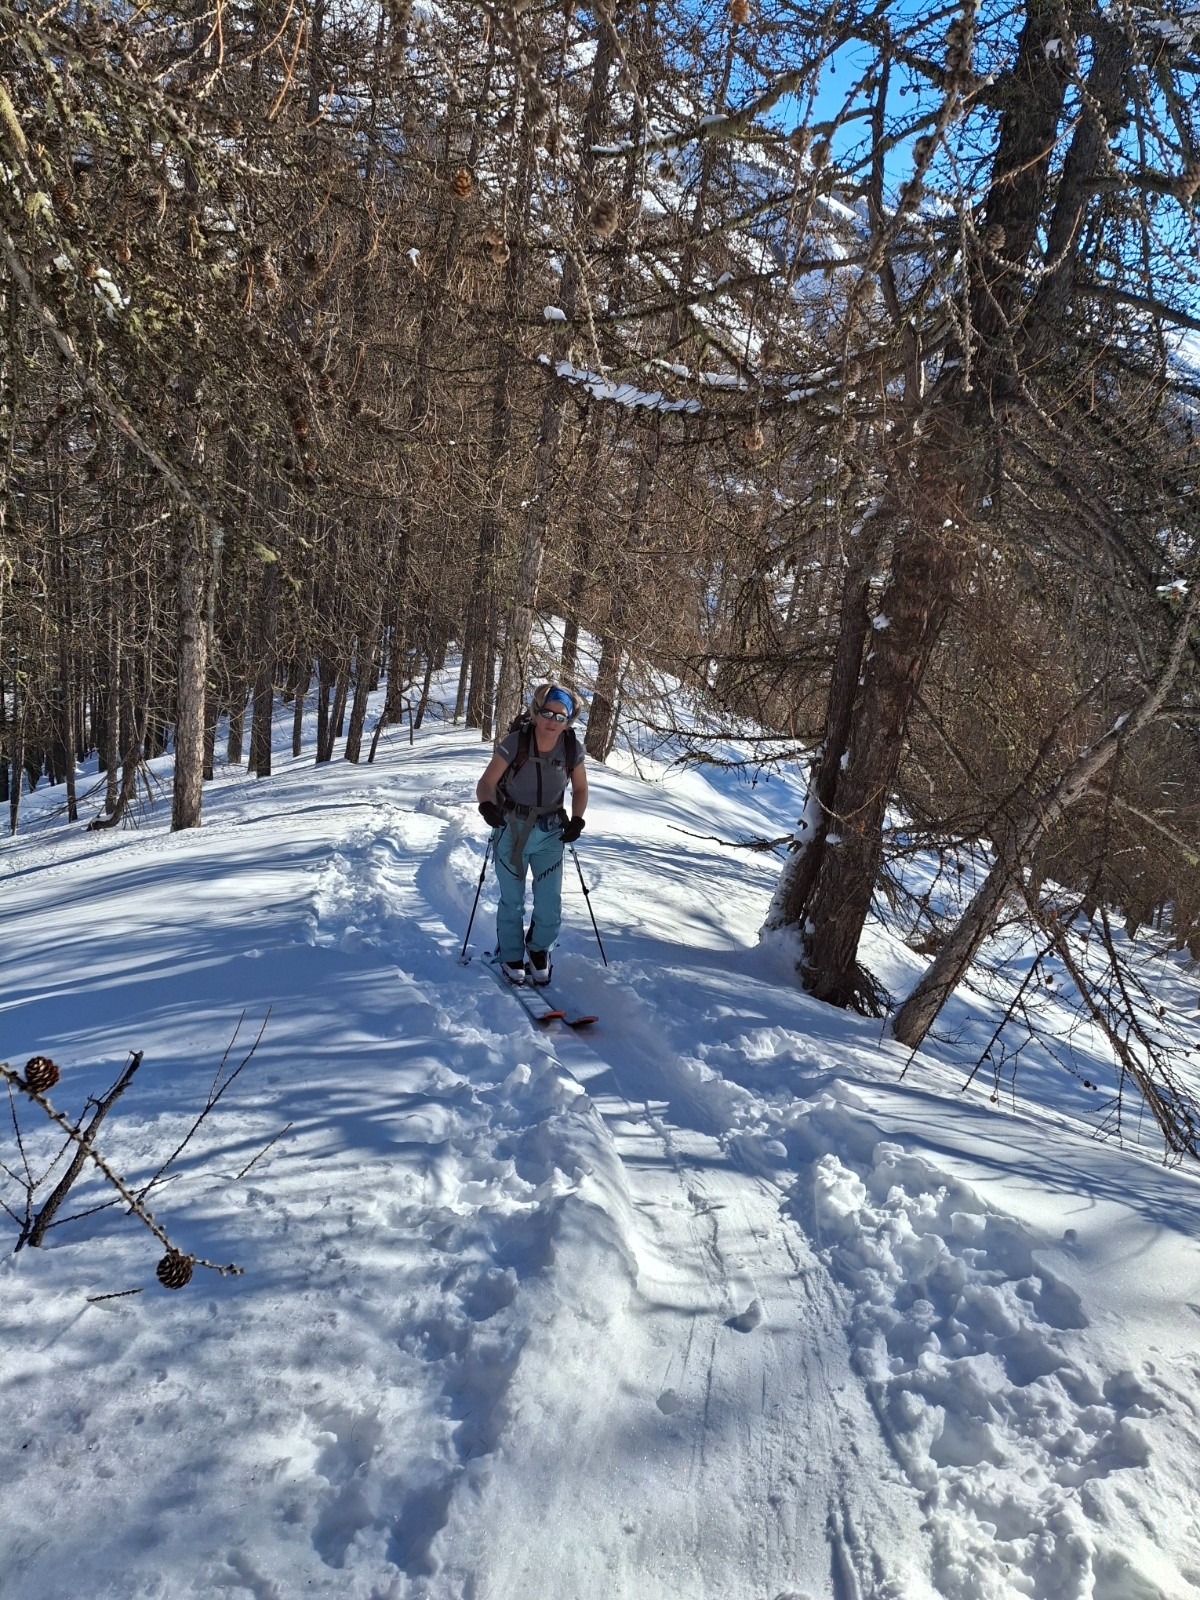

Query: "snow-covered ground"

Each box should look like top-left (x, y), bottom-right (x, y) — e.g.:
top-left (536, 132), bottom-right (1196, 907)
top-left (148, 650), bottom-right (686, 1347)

top-left (3, 689), bottom-right (1200, 1600)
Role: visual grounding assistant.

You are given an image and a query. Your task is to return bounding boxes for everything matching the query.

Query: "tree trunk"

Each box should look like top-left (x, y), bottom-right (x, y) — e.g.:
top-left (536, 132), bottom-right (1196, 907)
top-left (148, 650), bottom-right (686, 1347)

top-left (585, 637), bottom-right (621, 761)
top-left (53, 524), bottom-right (78, 823)
top-left (203, 694), bottom-right (218, 783)
top-left (103, 570), bottom-right (120, 811)
top-left (292, 659), bottom-right (310, 757)
top-left (768, 503), bottom-right (885, 932)
top-left (0, 664), bottom-right (8, 807)
top-left (802, 499), bottom-right (967, 1009)
top-left (344, 609), bottom-right (381, 764)
top-left (453, 622), bottom-right (471, 722)
top-left (495, 22), bottom-right (616, 732)
top-left (413, 646), bottom-right (435, 732)
top-left (250, 560), bottom-right (279, 777)
top-left (315, 657), bottom-right (335, 763)
top-left (227, 695), bottom-right (246, 764)
top-left (171, 514), bottom-right (208, 832)
top-left (782, 0), bottom-right (1074, 1006)
top-left (6, 685), bottom-right (21, 833)
top-left (382, 538), bottom-right (411, 727)
top-left (584, 423), bottom-right (660, 762)
top-left (331, 658), bottom-right (351, 741)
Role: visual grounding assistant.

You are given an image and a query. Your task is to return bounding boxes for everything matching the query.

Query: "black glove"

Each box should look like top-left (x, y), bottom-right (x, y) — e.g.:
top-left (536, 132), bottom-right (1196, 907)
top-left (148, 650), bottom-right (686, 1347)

top-left (560, 816), bottom-right (585, 844)
top-left (479, 799), bottom-right (505, 828)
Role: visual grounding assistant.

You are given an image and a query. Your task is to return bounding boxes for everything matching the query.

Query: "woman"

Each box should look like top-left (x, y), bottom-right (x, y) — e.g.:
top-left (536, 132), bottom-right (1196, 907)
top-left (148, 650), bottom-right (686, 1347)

top-left (476, 683), bottom-right (588, 984)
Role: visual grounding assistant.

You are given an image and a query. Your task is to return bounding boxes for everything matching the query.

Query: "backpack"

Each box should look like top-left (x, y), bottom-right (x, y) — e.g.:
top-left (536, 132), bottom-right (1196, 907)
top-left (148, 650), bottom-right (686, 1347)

top-left (498, 713), bottom-right (579, 807)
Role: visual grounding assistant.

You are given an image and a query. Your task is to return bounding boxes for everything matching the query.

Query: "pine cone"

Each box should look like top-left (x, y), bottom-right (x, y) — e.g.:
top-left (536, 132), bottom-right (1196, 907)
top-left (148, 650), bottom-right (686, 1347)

top-left (24, 1056), bottom-right (60, 1094)
top-left (451, 167), bottom-right (473, 200)
top-left (156, 1250), bottom-right (194, 1290)
top-left (984, 223), bottom-right (1006, 252)
top-left (78, 18), bottom-right (108, 55)
top-left (730, 0), bottom-right (751, 24)
top-left (743, 422), bottom-right (765, 453)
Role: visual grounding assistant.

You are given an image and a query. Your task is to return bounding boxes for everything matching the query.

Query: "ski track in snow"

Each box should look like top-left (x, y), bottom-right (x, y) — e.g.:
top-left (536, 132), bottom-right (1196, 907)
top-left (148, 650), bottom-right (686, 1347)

top-left (3, 728), bottom-right (1200, 1599)
top-left (306, 786), bottom-right (934, 1600)
top-left (284, 779), bottom-right (1188, 1599)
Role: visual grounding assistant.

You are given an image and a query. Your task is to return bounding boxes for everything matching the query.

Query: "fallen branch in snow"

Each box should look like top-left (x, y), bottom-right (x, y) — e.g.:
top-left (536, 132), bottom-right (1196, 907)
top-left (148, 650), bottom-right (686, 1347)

top-left (23, 1051), bottom-right (145, 1247)
top-left (0, 1039), bottom-right (253, 1284)
top-left (232, 1122), bottom-right (293, 1183)
top-left (667, 824), bottom-right (792, 854)
top-left (133, 1008), bottom-right (270, 1202)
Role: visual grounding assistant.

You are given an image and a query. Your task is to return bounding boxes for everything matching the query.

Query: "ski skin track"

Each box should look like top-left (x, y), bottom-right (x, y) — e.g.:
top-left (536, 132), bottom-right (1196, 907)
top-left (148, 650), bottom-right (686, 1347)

top-left (446, 927), bottom-right (926, 1598)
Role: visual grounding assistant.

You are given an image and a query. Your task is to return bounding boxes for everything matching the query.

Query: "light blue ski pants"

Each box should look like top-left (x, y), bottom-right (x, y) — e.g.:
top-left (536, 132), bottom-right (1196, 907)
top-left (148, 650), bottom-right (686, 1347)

top-left (493, 816), bottom-right (565, 963)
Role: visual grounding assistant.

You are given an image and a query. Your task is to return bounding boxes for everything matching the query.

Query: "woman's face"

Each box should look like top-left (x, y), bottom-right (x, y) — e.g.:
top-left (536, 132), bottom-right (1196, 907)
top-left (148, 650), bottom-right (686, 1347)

top-left (534, 705), bottom-right (569, 745)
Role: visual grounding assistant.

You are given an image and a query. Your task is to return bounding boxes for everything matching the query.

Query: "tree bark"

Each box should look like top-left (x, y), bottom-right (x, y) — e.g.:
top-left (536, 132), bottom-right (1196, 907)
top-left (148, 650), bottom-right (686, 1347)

top-left (584, 423), bottom-right (660, 761)
top-left (768, 503), bottom-right (885, 932)
top-left (803, 497), bottom-right (967, 1008)
top-left (249, 559), bottom-right (279, 777)
top-left (103, 560), bottom-right (121, 810)
top-left (52, 502), bottom-right (78, 823)
top-left (0, 663), bottom-right (8, 807)
top-left (344, 609), bottom-right (381, 764)
top-left (227, 696), bottom-right (246, 765)
top-left (6, 680), bottom-right (21, 834)
top-left (586, 637), bottom-right (622, 762)
top-left (171, 513), bottom-right (208, 832)
top-left (292, 659), bottom-right (310, 757)
top-left (381, 537), bottom-right (411, 727)
top-left (315, 656), bottom-right (335, 763)
top-left (783, 0), bottom-right (1075, 1005)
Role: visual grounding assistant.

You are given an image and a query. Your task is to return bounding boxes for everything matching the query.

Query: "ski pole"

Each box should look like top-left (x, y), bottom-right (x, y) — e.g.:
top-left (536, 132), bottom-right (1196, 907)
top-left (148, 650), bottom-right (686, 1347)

top-left (460, 834), bottom-right (492, 962)
top-left (569, 844), bottom-right (608, 966)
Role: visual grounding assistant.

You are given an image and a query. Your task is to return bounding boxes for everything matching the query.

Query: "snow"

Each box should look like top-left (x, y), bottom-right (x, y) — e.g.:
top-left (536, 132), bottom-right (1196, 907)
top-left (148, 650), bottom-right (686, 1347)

top-left (3, 680), bottom-right (1200, 1599)
top-left (541, 356), bottom-right (702, 414)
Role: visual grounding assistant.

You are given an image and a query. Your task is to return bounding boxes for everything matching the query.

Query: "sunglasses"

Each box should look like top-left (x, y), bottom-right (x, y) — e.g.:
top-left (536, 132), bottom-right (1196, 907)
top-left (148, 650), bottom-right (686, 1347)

top-left (538, 708), bottom-right (569, 723)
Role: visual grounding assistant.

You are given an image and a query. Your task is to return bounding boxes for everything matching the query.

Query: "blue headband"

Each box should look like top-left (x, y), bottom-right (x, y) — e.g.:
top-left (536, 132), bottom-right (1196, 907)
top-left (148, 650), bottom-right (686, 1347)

top-left (544, 687), bottom-right (574, 716)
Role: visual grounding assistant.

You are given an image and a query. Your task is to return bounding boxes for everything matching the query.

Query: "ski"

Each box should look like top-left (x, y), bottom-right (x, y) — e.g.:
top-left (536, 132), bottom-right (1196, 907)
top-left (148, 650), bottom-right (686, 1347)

top-left (547, 1001), bottom-right (598, 1030)
top-left (481, 954), bottom-right (567, 1026)
top-left (481, 954), bottom-right (597, 1029)
top-left (528, 979), bottom-right (598, 1030)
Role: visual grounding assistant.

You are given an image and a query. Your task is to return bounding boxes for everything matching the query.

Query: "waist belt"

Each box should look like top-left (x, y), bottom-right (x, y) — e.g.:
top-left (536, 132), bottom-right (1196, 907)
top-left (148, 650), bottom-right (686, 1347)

top-left (502, 803), bottom-right (565, 873)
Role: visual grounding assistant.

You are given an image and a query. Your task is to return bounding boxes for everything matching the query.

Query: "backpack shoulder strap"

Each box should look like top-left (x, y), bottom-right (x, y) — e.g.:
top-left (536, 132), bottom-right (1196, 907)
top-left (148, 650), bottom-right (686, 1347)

top-left (564, 727), bottom-right (579, 771)
top-left (503, 719), bottom-right (534, 782)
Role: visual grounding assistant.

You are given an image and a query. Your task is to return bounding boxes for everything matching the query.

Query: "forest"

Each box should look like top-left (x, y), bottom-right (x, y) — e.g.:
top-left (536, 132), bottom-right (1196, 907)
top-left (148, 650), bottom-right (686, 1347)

top-left (3, 0), bottom-right (1200, 1143)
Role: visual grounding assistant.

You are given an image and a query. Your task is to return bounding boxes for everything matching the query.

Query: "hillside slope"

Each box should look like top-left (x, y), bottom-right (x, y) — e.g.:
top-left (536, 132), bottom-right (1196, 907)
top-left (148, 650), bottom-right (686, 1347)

top-left (2, 714), bottom-right (1200, 1600)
